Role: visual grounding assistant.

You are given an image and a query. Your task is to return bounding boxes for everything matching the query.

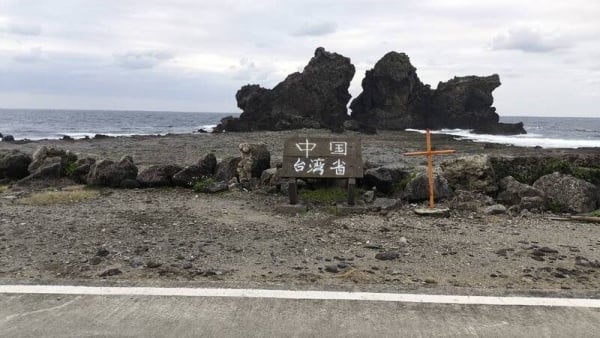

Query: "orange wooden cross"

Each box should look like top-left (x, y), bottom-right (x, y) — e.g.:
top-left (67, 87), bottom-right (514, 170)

top-left (404, 129), bottom-right (456, 208)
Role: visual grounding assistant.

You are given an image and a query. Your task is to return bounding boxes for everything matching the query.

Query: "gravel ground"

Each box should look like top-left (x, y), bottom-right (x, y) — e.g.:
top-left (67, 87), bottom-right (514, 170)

top-left (0, 130), bottom-right (599, 293)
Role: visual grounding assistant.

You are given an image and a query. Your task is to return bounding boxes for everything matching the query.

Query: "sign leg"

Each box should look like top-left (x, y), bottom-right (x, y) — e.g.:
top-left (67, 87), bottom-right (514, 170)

top-left (288, 178), bottom-right (298, 205)
top-left (347, 178), bottom-right (356, 206)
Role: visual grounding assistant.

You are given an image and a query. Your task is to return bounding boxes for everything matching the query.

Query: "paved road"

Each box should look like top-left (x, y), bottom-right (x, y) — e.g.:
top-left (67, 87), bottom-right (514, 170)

top-left (1, 286), bottom-right (599, 337)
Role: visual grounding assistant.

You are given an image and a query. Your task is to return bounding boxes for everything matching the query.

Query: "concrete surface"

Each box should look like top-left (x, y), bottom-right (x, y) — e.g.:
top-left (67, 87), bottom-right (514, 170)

top-left (1, 286), bottom-right (600, 337)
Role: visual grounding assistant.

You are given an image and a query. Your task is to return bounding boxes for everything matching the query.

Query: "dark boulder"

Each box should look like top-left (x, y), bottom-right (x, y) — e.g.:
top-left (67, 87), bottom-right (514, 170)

top-left (68, 158), bottom-right (96, 183)
top-left (473, 122), bottom-right (526, 135)
top-left (87, 156), bottom-right (138, 188)
top-left (2, 135), bottom-right (15, 142)
top-left (215, 47), bottom-right (355, 132)
top-left (171, 153), bottom-right (218, 187)
top-left (137, 164), bottom-right (183, 187)
top-left (197, 153), bottom-right (217, 177)
top-left (215, 157), bottom-right (241, 182)
top-left (0, 150), bottom-right (32, 179)
top-left (362, 165), bottom-right (411, 195)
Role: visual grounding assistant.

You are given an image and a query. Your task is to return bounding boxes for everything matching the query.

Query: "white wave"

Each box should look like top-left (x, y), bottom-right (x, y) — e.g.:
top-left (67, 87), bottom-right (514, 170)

top-left (405, 129), bottom-right (600, 149)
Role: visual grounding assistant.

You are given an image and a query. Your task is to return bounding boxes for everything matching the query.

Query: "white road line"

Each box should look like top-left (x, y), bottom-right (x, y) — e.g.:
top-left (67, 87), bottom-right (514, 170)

top-left (0, 285), bottom-right (599, 308)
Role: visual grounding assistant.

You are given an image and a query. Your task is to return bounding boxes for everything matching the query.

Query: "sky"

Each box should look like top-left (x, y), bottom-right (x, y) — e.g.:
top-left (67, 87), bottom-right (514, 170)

top-left (0, 0), bottom-right (599, 117)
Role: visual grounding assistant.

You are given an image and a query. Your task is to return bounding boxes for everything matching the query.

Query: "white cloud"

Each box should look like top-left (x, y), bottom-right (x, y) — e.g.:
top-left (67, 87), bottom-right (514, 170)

top-left (491, 27), bottom-right (570, 53)
top-left (13, 47), bottom-right (42, 63)
top-left (113, 51), bottom-right (174, 70)
top-left (292, 22), bottom-right (338, 37)
top-left (0, 0), bottom-right (598, 116)
top-left (1, 20), bottom-right (42, 35)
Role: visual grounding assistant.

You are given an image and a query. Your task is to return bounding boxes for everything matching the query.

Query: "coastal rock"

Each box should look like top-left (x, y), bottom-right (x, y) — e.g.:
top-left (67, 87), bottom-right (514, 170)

top-left (441, 155), bottom-right (497, 194)
top-left (87, 156), bottom-right (138, 188)
top-left (0, 150), bottom-right (32, 179)
top-left (484, 204), bottom-right (507, 215)
top-left (197, 153), bottom-right (217, 177)
top-left (216, 47), bottom-right (355, 132)
top-left (404, 172), bottom-right (452, 202)
top-left (68, 158), bottom-right (96, 183)
top-left (237, 143), bottom-right (270, 181)
top-left (172, 153), bottom-right (218, 187)
top-left (350, 52), bottom-right (430, 131)
top-left (27, 146), bottom-right (77, 179)
top-left (362, 165), bottom-right (411, 194)
top-left (496, 176), bottom-right (543, 206)
top-left (215, 157), bottom-right (241, 182)
top-left (1, 135), bottom-right (15, 142)
top-left (137, 164), bottom-right (183, 187)
top-left (428, 75), bottom-right (502, 130)
top-left (473, 122), bottom-right (526, 135)
top-left (533, 172), bottom-right (598, 213)
top-left (349, 52), bottom-right (524, 134)
top-left (259, 168), bottom-right (279, 187)
top-left (172, 165), bottom-right (207, 187)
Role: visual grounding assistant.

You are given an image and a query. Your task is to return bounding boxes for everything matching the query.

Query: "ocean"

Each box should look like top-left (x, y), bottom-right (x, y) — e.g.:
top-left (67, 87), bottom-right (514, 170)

top-left (0, 109), bottom-right (599, 148)
top-left (0, 109), bottom-right (236, 140)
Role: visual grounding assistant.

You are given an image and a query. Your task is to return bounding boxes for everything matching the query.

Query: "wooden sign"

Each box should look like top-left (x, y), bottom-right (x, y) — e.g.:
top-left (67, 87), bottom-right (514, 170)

top-left (280, 137), bottom-right (363, 178)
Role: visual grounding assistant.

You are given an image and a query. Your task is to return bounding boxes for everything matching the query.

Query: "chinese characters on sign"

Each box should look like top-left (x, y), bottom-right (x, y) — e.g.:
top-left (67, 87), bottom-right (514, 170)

top-left (281, 137), bottom-right (362, 179)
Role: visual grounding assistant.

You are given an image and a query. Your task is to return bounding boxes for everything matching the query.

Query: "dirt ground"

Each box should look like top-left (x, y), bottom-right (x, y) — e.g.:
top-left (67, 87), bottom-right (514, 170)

top-left (1, 130), bottom-right (599, 294)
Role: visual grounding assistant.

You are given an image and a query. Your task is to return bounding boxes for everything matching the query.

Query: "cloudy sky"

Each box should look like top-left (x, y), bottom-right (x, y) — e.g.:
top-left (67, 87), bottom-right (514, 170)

top-left (0, 0), bottom-right (598, 117)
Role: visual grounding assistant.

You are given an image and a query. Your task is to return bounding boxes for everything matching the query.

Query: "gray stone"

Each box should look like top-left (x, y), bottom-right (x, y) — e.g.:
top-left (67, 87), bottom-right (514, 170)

top-left (215, 157), bottom-right (241, 182)
top-left (375, 251), bottom-right (400, 261)
top-left (237, 143), bottom-right (270, 181)
top-left (441, 155), bottom-right (497, 194)
top-left (404, 172), bottom-right (452, 202)
top-left (371, 198), bottom-right (401, 211)
top-left (484, 204), bottom-right (507, 215)
top-left (138, 164), bottom-right (183, 187)
top-left (496, 176), bottom-right (543, 206)
top-left (87, 156), bottom-right (138, 188)
top-left (533, 172), bottom-right (598, 213)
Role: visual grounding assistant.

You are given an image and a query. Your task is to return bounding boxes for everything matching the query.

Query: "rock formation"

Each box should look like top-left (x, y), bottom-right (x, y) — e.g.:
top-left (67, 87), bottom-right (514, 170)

top-left (350, 52), bottom-right (525, 134)
top-left (215, 47), bottom-right (355, 133)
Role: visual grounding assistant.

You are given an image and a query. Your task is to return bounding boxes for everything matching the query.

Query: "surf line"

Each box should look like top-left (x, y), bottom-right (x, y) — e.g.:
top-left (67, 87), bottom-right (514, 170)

top-left (1, 285), bottom-right (599, 308)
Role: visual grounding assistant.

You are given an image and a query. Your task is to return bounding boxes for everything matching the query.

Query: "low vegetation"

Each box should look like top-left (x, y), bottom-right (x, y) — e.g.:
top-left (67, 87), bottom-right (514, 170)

top-left (193, 177), bottom-right (215, 193)
top-left (300, 186), bottom-right (348, 204)
top-left (17, 187), bottom-right (99, 205)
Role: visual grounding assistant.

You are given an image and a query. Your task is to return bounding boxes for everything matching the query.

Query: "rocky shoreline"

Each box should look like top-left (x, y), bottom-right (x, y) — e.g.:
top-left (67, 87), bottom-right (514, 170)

top-left (0, 130), bottom-right (599, 291)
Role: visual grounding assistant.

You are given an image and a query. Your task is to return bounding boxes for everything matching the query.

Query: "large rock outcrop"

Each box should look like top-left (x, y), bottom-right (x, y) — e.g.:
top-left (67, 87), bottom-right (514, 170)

top-left (350, 52), bottom-right (525, 134)
top-left (0, 150), bottom-right (31, 180)
top-left (215, 47), bottom-right (355, 133)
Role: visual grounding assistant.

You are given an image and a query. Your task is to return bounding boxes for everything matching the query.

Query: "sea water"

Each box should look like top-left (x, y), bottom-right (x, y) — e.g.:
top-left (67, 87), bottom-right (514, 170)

top-left (409, 116), bottom-right (600, 149)
top-left (1, 109), bottom-right (599, 148)
top-left (0, 109), bottom-right (236, 140)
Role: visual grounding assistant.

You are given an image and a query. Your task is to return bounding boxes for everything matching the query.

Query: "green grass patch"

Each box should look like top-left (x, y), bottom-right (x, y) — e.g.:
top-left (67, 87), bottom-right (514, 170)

top-left (299, 186), bottom-right (348, 204)
top-left (18, 187), bottom-right (99, 205)
top-left (587, 209), bottom-right (600, 217)
top-left (193, 177), bottom-right (215, 193)
top-left (394, 172), bottom-right (416, 192)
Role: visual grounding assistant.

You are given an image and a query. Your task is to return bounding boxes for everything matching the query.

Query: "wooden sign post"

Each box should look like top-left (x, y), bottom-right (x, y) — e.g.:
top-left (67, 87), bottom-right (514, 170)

top-left (404, 129), bottom-right (456, 209)
top-left (280, 137), bottom-right (363, 206)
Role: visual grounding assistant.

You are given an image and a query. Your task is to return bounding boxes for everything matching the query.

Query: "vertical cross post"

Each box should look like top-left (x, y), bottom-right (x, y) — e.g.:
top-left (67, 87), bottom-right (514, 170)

top-left (404, 129), bottom-right (456, 209)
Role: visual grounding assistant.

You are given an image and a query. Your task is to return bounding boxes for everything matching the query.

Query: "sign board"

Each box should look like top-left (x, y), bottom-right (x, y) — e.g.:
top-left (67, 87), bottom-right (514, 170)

top-left (280, 137), bottom-right (363, 178)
